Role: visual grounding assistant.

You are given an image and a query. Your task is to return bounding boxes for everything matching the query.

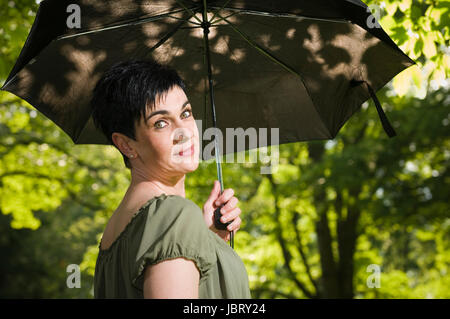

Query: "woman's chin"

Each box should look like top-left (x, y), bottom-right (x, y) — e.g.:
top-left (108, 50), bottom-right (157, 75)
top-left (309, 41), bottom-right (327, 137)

top-left (172, 156), bottom-right (199, 172)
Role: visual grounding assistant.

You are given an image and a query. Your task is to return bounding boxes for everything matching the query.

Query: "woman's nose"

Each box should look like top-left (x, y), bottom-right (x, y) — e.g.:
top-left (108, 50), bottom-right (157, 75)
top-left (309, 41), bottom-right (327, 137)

top-left (173, 128), bottom-right (192, 144)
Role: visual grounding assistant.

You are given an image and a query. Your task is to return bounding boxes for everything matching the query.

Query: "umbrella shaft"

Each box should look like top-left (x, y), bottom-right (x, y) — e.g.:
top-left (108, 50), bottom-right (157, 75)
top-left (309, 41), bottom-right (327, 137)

top-left (202, 6), bottom-right (224, 195)
top-left (202, 2), bottom-right (233, 249)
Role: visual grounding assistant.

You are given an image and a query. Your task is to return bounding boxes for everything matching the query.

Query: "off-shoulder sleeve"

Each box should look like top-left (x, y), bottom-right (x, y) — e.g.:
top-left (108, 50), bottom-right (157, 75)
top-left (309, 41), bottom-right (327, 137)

top-left (131, 195), bottom-right (217, 290)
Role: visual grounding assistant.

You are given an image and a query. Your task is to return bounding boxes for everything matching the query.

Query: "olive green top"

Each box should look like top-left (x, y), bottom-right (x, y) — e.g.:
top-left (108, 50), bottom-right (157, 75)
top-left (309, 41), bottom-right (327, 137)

top-left (94, 193), bottom-right (251, 299)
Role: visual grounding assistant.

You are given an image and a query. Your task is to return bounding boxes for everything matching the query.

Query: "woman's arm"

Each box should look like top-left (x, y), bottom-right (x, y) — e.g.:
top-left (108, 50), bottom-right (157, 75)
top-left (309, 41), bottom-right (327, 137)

top-left (143, 257), bottom-right (200, 298)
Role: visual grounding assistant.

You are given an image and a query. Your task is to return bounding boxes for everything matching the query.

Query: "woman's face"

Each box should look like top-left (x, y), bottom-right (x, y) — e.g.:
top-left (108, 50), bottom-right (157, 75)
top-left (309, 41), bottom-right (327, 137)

top-left (132, 85), bottom-right (200, 176)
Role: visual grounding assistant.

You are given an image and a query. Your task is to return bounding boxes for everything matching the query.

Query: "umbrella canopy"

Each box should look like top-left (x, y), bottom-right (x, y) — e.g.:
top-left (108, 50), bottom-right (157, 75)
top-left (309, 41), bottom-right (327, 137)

top-left (2, 0), bottom-right (416, 249)
top-left (2, 0), bottom-right (415, 155)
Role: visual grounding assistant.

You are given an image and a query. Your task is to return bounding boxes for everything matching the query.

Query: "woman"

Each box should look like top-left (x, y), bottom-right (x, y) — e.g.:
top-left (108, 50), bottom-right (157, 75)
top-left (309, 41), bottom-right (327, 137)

top-left (90, 59), bottom-right (251, 299)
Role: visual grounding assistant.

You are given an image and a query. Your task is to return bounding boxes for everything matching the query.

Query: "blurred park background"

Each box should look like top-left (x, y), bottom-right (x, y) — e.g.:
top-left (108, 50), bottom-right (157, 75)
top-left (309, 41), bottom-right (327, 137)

top-left (0, 0), bottom-right (449, 298)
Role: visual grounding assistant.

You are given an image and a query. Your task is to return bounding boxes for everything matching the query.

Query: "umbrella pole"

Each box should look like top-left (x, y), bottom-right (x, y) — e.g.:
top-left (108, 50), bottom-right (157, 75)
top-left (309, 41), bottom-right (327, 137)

top-left (201, 2), bottom-right (234, 249)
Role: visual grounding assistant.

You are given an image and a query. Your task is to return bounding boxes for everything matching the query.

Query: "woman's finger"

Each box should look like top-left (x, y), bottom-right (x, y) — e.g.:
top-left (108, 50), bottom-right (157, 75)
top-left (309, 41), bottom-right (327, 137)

top-left (226, 216), bottom-right (241, 231)
top-left (219, 196), bottom-right (238, 215)
top-left (221, 206), bottom-right (241, 223)
top-left (214, 188), bottom-right (234, 207)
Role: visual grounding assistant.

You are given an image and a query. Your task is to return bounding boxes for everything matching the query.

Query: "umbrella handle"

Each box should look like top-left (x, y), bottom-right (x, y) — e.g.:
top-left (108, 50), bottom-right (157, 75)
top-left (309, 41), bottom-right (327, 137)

top-left (214, 205), bottom-right (232, 230)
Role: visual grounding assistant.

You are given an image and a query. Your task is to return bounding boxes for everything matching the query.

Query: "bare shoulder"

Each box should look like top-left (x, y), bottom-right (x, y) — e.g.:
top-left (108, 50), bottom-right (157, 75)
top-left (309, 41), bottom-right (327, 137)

top-left (100, 191), bottom-right (164, 250)
top-left (143, 257), bottom-right (200, 298)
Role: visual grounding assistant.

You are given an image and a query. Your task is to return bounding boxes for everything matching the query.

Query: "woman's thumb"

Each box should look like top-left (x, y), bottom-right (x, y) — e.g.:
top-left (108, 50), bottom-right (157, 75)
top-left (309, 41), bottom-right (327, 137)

top-left (213, 180), bottom-right (220, 193)
top-left (204, 180), bottom-right (218, 209)
top-left (208, 180), bottom-right (220, 200)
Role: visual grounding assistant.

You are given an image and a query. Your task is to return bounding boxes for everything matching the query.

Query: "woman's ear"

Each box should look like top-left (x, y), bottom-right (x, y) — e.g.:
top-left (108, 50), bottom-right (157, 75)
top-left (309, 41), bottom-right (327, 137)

top-left (112, 132), bottom-right (134, 157)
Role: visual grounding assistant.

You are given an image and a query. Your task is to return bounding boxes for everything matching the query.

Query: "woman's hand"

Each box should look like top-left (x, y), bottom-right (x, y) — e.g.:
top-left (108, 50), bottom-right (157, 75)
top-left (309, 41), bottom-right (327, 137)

top-left (202, 180), bottom-right (242, 242)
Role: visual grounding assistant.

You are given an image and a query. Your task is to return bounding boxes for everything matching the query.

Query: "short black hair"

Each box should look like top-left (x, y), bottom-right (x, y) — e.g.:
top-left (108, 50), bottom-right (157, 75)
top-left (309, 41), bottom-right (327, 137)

top-left (90, 59), bottom-right (186, 169)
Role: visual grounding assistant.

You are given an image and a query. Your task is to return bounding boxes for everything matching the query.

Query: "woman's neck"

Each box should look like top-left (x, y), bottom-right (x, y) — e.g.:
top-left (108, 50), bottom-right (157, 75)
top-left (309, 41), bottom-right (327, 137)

top-left (129, 167), bottom-right (186, 198)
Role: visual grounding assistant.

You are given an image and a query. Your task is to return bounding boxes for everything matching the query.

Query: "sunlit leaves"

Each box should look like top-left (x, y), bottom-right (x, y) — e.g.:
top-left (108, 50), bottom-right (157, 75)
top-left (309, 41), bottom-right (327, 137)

top-left (371, 0), bottom-right (450, 97)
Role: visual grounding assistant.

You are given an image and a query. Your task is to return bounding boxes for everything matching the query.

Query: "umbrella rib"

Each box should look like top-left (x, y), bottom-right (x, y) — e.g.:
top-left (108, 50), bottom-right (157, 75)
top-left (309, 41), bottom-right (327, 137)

top-left (179, 26), bottom-right (202, 30)
top-left (167, 14), bottom-right (202, 26)
top-left (180, 25), bottom-right (224, 30)
top-left (174, 0), bottom-right (203, 24)
top-left (207, 0), bottom-right (234, 24)
top-left (56, 7), bottom-right (200, 40)
top-left (141, 18), bottom-right (192, 56)
top-left (209, 11), bottom-right (240, 26)
top-left (209, 7), bottom-right (351, 24)
top-left (220, 30), bottom-right (258, 76)
top-left (217, 13), bottom-right (301, 78)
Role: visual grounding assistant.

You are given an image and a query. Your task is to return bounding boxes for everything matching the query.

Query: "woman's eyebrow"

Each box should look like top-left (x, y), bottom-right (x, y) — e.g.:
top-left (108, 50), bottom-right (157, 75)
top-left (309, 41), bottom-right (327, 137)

top-left (146, 100), bottom-right (190, 121)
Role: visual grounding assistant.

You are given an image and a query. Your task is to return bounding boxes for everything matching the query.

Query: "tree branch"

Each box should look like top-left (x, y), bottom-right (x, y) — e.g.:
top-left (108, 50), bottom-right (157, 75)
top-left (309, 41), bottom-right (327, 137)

top-left (267, 173), bottom-right (316, 299)
top-left (292, 210), bottom-right (320, 294)
top-left (0, 130), bottom-right (113, 173)
top-left (334, 189), bottom-right (343, 220)
top-left (0, 170), bottom-right (103, 211)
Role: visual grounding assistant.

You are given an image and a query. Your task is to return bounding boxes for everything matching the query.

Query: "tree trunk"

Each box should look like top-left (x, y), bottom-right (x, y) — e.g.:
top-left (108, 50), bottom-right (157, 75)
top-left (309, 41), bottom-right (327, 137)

top-left (337, 202), bottom-right (360, 298)
top-left (308, 142), bottom-right (362, 298)
top-left (315, 209), bottom-right (340, 298)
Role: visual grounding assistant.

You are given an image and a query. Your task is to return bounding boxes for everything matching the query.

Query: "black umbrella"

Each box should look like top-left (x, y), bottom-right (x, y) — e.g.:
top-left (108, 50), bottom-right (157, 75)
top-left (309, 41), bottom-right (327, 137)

top-left (1, 0), bottom-right (415, 248)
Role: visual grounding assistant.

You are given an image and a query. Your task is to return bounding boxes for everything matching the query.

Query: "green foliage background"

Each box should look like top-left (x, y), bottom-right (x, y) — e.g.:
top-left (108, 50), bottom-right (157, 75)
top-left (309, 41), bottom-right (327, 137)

top-left (0, 0), bottom-right (448, 298)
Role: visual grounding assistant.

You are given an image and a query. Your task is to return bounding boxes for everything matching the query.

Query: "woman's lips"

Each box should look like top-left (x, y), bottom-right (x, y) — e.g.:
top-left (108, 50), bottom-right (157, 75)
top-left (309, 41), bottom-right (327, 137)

top-left (178, 144), bottom-right (194, 156)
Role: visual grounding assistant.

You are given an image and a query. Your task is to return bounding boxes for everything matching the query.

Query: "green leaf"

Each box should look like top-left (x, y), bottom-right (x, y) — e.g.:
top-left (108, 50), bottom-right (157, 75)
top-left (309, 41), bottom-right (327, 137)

top-left (423, 34), bottom-right (437, 58)
top-left (414, 37), bottom-right (424, 56)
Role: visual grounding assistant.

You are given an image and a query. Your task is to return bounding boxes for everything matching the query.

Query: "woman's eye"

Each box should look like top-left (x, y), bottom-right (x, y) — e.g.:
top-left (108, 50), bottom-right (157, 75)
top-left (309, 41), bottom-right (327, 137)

top-left (182, 109), bottom-right (192, 119)
top-left (154, 120), bottom-right (167, 129)
top-left (154, 109), bottom-right (192, 129)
